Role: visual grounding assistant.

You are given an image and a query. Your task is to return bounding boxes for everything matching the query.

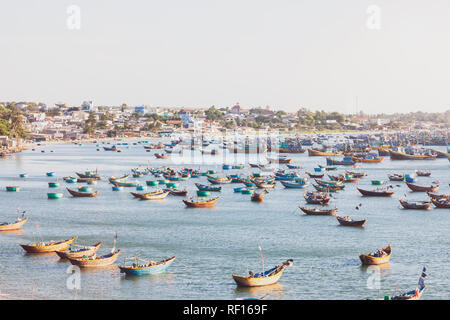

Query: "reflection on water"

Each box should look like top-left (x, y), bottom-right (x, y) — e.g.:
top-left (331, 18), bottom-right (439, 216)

top-left (234, 283), bottom-right (284, 300)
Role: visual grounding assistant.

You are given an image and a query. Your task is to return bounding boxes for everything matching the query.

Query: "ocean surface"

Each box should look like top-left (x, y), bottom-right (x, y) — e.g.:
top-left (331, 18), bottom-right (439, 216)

top-left (0, 140), bottom-right (449, 300)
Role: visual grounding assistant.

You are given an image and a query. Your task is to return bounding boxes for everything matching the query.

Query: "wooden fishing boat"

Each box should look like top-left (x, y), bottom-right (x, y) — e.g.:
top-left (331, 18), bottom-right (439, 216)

top-left (56, 242), bottom-right (102, 259)
top-left (280, 180), bottom-right (308, 188)
top-left (154, 153), bottom-right (169, 159)
top-left (195, 183), bottom-right (221, 192)
top-left (359, 245), bottom-right (391, 265)
top-left (387, 173), bottom-right (404, 181)
top-left (0, 216), bottom-right (29, 232)
top-left (430, 198), bottom-right (450, 208)
top-left (388, 286), bottom-right (426, 300)
top-left (299, 206), bottom-right (337, 216)
top-left (165, 188), bottom-right (188, 196)
top-left (108, 174), bottom-right (129, 183)
top-left (304, 194), bottom-right (330, 205)
top-left (286, 164), bottom-right (301, 169)
top-left (130, 190), bottom-right (169, 200)
top-left (399, 200), bottom-right (431, 210)
top-left (314, 179), bottom-right (345, 189)
top-left (306, 172), bottom-right (324, 179)
top-left (21, 236), bottom-right (77, 253)
top-left (345, 170), bottom-right (367, 178)
top-left (336, 216), bottom-right (366, 227)
top-left (111, 181), bottom-right (139, 187)
top-left (232, 259), bottom-right (293, 287)
top-left (378, 148), bottom-right (390, 156)
top-left (405, 182), bottom-right (439, 193)
top-left (308, 149), bottom-right (342, 157)
top-left (76, 172), bottom-right (102, 180)
top-left (254, 181), bottom-right (276, 189)
top-left (183, 197), bottom-right (219, 208)
top-left (426, 192), bottom-right (449, 200)
top-left (67, 187), bottom-right (98, 197)
top-left (389, 150), bottom-right (437, 160)
top-left (357, 187), bottom-right (394, 197)
top-left (251, 192), bottom-right (264, 202)
top-left (206, 176), bottom-right (231, 185)
top-left (267, 156), bottom-right (292, 164)
top-left (68, 234), bottom-right (120, 268)
top-left (318, 165), bottom-right (337, 171)
top-left (429, 149), bottom-right (449, 158)
top-left (415, 170), bottom-right (431, 177)
top-left (352, 156), bottom-right (383, 163)
top-left (326, 157), bottom-right (355, 166)
top-left (119, 256), bottom-right (176, 275)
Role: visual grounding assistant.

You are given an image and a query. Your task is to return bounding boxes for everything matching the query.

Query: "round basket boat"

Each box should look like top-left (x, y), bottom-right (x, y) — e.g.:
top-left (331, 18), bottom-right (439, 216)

top-left (136, 185), bottom-right (145, 191)
top-left (65, 178), bottom-right (77, 183)
top-left (166, 183), bottom-right (179, 189)
top-left (158, 179), bottom-right (168, 185)
top-left (197, 190), bottom-right (210, 197)
top-left (146, 180), bottom-right (159, 186)
top-left (46, 172), bottom-right (55, 177)
top-left (241, 189), bottom-right (254, 194)
top-left (48, 182), bottom-right (60, 188)
top-left (112, 186), bottom-right (123, 191)
top-left (19, 173), bottom-right (28, 178)
top-left (87, 180), bottom-right (97, 185)
top-left (48, 192), bottom-right (63, 199)
top-left (78, 186), bottom-right (93, 192)
top-left (6, 186), bottom-right (20, 192)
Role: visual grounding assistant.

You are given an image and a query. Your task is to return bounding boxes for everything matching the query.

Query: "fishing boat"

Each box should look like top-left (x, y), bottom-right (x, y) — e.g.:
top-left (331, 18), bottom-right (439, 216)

top-left (68, 234), bottom-right (120, 268)
top-left (345, 170), bottom-right (367, 178)
top-left (0, 211), bottom-right (28, 232)
top-left (308, 149), bottom-right (342, 157)
top-left (119, 256), bottom-right (176, 275)
top-left (386, 267), bottom-right (426, 300)
top-left (154, 153), bottom-right (169, 159)
top-left (389, 150), bottom-right (437, 160)
top-left (299, 206), bottom-right (338, 216)
top-left (357, 187), bottom-right (394, 197)
top-left (111, 181), bottom-right (140, 187)
top-left (387, 173), bottom-right (405, 181)
top-left (20, 236), bottom-right (77, 253)
top-left (206, 176), bottom-right (231, 184)
top-left (280, 180), bottom-right (308, 189)
top-left (314, 179), bottom-right (345, 189)
top-left (430, 198), bottom-right (450, 208)
top-left (46, 172), bottom-right (55, 177)
top-left (306, 172), bottom-right (324, 179)
top-left (165, 188), bottom-right (188, 196)
top-left (183, 197), bottom-right (219, 208)
top-left (286, 164), bottom-right (301, 169)
top-left (195, 183), bottom-right (221, 192)
top-left (405, 182), bottom-right (439, 193)
top-left (399, 200), bottom-right (431, 210)
top-left (232, 259), bottom-right (293, 287)
top-left (108, 174), bottom-right (130, 183)
top-left (318, 165), bottom-right (337, 171)
top-left (352, 154), bottom-right (383, 163)
top-left (130, 190), bottom-right (170, 200)
top-left (426, 192), bottom-right (449, 201)
top-left (326, 157), bottom-right (355, 166)
top-left (359, 245), bottom-right (391, 265)
top-left (304, 192), bottom-right (330, 205)
top-left (415, 170), bottom-right (431, 177)
top-left (371, 180), bottom-right (384, 185)
top-left (267, 156), bottom-right (292, 164)
top-left (429, 149), bottom-right (450, 159)
top-left (103, 146), bottom-right (117, 151)
top-left (253, 181), bottom-right (276, 189)
top-left (336, 216), bottom-right (366, 227)
top-left (56, 242), bottom-right (102, 259)
top-left (76, 172), bottom-right (102, 180)
top-left (67, 187), bottom-right (98, 197)
top-left (250, 192), bottom-right (264, 202)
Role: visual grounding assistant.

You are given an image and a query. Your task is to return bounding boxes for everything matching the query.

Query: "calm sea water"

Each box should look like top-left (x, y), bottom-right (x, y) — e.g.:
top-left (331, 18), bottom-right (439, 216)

top-left (0, 140), bottom-right (449, 300)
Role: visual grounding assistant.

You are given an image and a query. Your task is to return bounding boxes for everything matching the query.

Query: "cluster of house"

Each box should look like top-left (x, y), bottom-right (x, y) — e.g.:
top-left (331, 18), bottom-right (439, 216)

top-left (2, 101), bottom-right (446, 143)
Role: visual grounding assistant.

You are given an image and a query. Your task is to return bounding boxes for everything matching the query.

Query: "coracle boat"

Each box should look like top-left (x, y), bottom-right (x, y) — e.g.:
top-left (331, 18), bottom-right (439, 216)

top-left (6, 186), bottom-right (20, 192)
top-left (389, 150), bottom-right (437, 160)
top-left (130, 190), bottom-right (170, 200)
top-left (183, 197), bottom-right (219, 208)
top-left (232, 259), bottom-right (293, 287)
top-left (405, 182), bottom-right (439, 193)
top-left (336, 215), bottom-right (366, 227)
top-left (359, 245), bottom-right (391, 265)
top-left (119, 256), bottom-right (176, 275)
top-left (67, 187), bottom-right (98, 197)
top-left (308, 149), bottom-right (342, 157)
top-left (56, 242), bottom-right (102, 259)
top-left (0, 213), bottom-right (28, 232)
top-left (68, 234), bottom-right (120, 268)
top-left (20, 236), bottom-right (77, 253)
top-left (430, 198), bottom-right (450, 209)
top-left (399, 200), bottom-right (431, 210)
top-left (357, 187), bottom-right (394, 197)
top-left (299, 206), bottom-right (338, 216)
top-left (195, 183), bottom-right (221, 192)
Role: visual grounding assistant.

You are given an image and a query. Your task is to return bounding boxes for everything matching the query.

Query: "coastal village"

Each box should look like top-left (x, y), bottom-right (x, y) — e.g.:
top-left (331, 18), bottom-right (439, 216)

top-left (1, 101), bottom-right (449, 157)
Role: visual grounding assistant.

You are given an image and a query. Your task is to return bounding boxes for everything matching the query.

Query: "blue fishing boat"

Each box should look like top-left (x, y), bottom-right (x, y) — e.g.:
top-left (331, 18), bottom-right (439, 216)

top-left (286, 164), bottom-right (301, 169)
top-left (46, 172), bottom-right (55, 177)
top-left (103, 145), bottom-right (117, 151)
top-left (195, 183), bottom-right (222, 192)
top-left (280, 179), bottom-right (308, 188)
top-left (233, 187), bottom-right (243, 193)
top-left (19, 173), bottom-right (28, 178)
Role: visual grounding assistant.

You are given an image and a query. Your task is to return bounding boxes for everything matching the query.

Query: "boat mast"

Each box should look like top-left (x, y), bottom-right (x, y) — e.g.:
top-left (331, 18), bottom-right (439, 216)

top-left (111, 232), bottom-right (117, 254)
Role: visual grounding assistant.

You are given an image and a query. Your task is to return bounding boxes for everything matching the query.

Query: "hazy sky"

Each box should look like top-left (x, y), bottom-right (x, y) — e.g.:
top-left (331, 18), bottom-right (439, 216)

top-left (1, 0), bottom-right (450, 114)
